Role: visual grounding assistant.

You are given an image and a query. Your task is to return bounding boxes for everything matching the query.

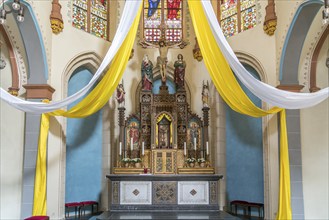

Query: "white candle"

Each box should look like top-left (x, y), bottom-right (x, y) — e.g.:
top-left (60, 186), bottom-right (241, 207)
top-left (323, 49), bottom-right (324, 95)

top-left (184, 142), bottom-right (186, 156)
top-left (130, 138), bottom-right (133, 151)
top-left (119, 142), bottom-right (122, 156)
top-left (194, 138), bottom-right (197, 150)
top-left (142, 142), bottom-right (145, 156)
top-left (206, 141), bottom-right (209, 155)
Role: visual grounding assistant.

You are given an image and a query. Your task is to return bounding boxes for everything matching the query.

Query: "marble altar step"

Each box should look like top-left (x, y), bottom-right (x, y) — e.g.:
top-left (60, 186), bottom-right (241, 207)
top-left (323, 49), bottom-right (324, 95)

top-left (94, 211), bottom-right (238, 220)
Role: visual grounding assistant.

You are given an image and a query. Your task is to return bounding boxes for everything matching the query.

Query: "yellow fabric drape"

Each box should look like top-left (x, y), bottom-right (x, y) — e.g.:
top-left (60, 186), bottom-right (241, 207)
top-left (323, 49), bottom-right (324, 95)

top-left (187, 0), bottom-right (291, 219)
top-left (32, 113), bottom-right (49, 216)
top-left (32, 4), bottom-right (142, 215)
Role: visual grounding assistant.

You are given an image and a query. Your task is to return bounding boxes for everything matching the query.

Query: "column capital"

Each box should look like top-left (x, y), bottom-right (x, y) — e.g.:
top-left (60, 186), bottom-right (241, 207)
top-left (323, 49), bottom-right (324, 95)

top-left (276, 84), bottom-right (304, 92)
top-left (23, 84), bottom-right (56, 100)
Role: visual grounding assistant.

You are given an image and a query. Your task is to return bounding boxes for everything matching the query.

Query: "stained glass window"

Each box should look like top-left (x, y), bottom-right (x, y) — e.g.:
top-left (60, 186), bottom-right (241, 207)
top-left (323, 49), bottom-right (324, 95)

top-left (72, 0), bottom-right (109, 40)
top-left (218, 0), bottom-right (256, 38)
top-left (143, 0), bottom-right (183, 44)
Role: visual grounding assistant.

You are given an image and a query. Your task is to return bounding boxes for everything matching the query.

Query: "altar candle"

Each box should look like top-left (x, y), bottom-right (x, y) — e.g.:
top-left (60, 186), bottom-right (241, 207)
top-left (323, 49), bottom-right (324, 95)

top-left (194, 138), bottom-right (197, 150)
top-left (142, 142), bottom-right (145, 156)
top-left (119, 142), bottom-right (122, 156)
top-left (184, 142), bottom-right (186, 156)
top-left (206, 141), bottom-right (209, 155)
top-left (130, 138), bottom-right (133, 151)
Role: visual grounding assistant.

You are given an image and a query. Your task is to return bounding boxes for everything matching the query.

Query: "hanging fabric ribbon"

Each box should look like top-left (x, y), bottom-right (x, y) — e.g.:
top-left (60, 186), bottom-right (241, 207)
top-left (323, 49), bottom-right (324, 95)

top-left (31, 2), bottom-right (143, 215)
top-left (187, 0), bottom-right (291, 219)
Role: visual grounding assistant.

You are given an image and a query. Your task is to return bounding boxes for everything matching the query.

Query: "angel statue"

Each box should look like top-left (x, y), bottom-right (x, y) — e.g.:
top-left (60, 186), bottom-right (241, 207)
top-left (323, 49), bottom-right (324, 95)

top-left (202, 80), bottom-right (210, 108)
top-left (116, 80), bottom-right (125, 107)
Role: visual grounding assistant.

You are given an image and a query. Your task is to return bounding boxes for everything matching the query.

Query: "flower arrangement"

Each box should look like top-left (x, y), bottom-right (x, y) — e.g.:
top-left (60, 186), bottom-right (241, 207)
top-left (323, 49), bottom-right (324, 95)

top-left (122, 158), bottom-right (131, 163)
top-left (186, 157), bottom-right (196, 163)
top-left (197, 158), bottom-right (206, 163)
top-left (131, 158), bottom-right (142, 163)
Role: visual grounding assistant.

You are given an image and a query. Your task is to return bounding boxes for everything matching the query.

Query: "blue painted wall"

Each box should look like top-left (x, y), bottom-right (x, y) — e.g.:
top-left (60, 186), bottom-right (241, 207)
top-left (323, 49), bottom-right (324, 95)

top-left (152, 79), bottom-right (176, 94)
top-left (226, 65), bottom-right (264, 208)
top-left (66, 68), bottom-right (103, 203)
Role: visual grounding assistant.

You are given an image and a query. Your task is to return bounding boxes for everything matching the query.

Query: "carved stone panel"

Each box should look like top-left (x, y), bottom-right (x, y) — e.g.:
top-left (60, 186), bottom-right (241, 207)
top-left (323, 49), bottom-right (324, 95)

top-left (177, 181), bottom-right (209, 205)
top-left (209, 181), bottom-right (218, 205)
top-left (153, 181), bottom-right (177, 204)
top-left (120, 181), bottom-right (152, 205)
top-left (112, 181), bottom-right (120, 204)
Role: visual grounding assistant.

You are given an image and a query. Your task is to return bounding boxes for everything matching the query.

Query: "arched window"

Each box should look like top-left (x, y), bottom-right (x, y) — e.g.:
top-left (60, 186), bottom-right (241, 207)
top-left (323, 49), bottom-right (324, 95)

top-left (217, 0), bottom-right (256, 38)
top-left (72, 0), bottom-right (109, 40)
top-left (143, 0), bottom-right (183, 45)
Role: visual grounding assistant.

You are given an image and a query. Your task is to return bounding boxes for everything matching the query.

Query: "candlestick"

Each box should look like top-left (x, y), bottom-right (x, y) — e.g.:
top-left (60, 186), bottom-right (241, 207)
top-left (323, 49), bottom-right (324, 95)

top-left (142, 142), bottom-right (145, 156)
top-left (206, 141), bottom-right (209, 155)
top-left (194, 138), bottom-right (196, 150)
top-left (130, 138), bottom-right (133, 151)
top-left (184, 142), bottom-right (186, 156)
top-left (119, 142), bottom-right (122, 156)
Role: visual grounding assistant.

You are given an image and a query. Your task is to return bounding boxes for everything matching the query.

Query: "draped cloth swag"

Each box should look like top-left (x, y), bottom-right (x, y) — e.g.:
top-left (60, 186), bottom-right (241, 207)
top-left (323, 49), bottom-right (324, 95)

top-left (187, 0), bottom-right (291, 219)
top-left (32, 2), bottom-right (143, 215)
top-left (201, 0), bottom-right (329, 109)
top-left (0, 0), bottom-right (143, 113)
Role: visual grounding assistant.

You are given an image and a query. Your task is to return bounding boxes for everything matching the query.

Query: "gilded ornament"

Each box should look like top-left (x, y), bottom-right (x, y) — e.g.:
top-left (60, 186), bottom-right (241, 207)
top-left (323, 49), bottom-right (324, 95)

top-left (263, 19), bottom-right (277, 36)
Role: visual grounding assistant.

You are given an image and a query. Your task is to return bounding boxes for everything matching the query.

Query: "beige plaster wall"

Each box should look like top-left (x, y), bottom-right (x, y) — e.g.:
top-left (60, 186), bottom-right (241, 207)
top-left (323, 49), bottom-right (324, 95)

top-left (0, 32), bottom-right (25, 220)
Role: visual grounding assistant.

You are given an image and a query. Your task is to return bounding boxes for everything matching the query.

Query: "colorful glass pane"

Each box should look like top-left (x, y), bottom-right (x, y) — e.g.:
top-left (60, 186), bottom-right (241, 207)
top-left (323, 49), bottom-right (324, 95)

top-left (240, 0), bottom-right (255, 11)
top-left (91, 15), bottom-right (107, 39)
top-left (143, 0), bottom-right (182, 43)
top-left (72, 5), bottom-right (88, 30)
top-left (73, 0), bottom-right (88, 10)
top-left (221, 15), bottom-right (237, 37)
top-left (241, 7), bottom-right (257, 31)
top-left (220, 0), bottom-right (237, 20)
top-left (166, 29), bottom-right (181, 42)
top-left (145, 28), bottom-right (161, 42)
top-left (91, 0), bottom-right (108, 20)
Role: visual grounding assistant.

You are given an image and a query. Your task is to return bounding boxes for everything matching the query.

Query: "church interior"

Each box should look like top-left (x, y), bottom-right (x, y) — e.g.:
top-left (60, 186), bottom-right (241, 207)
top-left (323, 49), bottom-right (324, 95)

top-left (0, 0), bottom-right (328, 219)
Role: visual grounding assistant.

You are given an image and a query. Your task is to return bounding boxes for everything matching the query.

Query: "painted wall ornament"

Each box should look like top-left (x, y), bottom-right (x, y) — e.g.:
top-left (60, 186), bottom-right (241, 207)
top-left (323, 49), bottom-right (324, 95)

top-left (193, 37), bottom-right (203, 62)
top-left (50, 0), bottom-right (64, 34)
top-left (263, 0), bottom-right (277, 36)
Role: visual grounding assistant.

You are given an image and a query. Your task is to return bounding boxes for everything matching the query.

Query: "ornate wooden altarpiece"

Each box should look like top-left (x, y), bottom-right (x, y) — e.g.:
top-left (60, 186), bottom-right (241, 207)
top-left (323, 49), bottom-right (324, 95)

top-left (114, 68), bottom-right (213, 175)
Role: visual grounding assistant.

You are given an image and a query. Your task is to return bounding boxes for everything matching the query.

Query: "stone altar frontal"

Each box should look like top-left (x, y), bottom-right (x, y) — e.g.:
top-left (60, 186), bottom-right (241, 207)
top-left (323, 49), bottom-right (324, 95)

top-left (107, 174), bottom-right (223, 211)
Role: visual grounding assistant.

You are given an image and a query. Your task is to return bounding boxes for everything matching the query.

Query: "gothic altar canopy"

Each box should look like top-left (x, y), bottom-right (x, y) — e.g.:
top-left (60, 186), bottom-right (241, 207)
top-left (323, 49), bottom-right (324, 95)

top-left (114, 54), bottom-right (213, 175)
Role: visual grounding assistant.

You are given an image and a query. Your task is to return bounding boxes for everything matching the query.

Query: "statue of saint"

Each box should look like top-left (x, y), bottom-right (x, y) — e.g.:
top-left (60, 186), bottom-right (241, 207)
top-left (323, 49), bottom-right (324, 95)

top-left (141, 55), bottom-right (153, 91)
top-left (174, 54), bottom-right (186, 89)
top-left (202, 80), bottom-right (210, 107)
top-left (116, 81), bottom-right (125, 107)
top-left (157, 39), bottom-right (169, 85)
top-left (129, 122), bottom-right (139, 148)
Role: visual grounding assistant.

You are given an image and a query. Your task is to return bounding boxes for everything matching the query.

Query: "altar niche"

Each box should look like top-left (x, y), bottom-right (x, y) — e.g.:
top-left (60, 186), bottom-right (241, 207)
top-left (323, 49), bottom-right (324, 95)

top-left (114, 55), bottom-right (213, 175)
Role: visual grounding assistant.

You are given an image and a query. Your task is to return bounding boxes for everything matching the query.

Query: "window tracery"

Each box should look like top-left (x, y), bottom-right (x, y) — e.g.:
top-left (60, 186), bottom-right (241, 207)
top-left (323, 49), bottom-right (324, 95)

top-left (218, 0), bottom-right (256, 37)
top-left (72, 0), bottom-right (109, 40)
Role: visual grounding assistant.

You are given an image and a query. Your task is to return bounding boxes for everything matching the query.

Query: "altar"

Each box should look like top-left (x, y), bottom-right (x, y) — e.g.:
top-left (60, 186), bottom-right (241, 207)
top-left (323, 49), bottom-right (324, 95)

top-left (107, 174), bottom-right (223, 211)
top-left (108, 53), bottom-right (220, 212)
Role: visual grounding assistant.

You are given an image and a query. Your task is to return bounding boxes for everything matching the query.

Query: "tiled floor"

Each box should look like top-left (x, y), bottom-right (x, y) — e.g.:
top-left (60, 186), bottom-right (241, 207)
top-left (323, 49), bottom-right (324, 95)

top-left (94, 211), bottom-right (239, 220)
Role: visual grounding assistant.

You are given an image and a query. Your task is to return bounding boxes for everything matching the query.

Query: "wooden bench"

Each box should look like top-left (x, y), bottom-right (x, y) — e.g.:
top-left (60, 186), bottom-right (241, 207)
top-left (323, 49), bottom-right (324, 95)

top-left (79, 201), bottom-right (99, 216)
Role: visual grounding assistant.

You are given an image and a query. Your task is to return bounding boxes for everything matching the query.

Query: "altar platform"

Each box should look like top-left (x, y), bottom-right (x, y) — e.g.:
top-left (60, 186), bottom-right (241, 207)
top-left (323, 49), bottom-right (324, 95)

top-left (95, 211), bottom-right (238, 220)
top-left (106, 174), bottom-right (223, 211)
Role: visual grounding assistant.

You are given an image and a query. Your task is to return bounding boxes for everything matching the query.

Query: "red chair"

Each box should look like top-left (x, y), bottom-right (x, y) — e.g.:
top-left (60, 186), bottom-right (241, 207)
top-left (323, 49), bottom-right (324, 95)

top-left (24, 216), bottom-right (49, 220)
top-left (65, 202), bottom-right (81, 218)
top-left (79, 201), bottom-right (99, 216)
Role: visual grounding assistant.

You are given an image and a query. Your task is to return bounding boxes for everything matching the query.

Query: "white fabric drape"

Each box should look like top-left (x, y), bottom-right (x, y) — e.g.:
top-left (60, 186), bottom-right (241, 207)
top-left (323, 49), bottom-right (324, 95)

top-left (0, 0), bottom-right (142, 113)
top-left (201, 0), bottom-right (329, 109)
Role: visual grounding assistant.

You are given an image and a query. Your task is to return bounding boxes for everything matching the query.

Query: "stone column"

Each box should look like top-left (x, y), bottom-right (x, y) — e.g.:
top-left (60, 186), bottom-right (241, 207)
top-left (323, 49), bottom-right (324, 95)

top-left (277, 84), bottom-right (305, 220)
top-left (20, 84), bottom-right (55, 219)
